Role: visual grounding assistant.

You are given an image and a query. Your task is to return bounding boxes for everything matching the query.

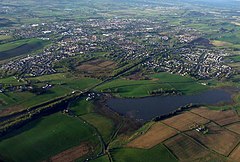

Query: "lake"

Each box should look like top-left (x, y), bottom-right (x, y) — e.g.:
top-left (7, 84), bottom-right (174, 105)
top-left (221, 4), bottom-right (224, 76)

top-left (107, 89), bottom-right (232, 121)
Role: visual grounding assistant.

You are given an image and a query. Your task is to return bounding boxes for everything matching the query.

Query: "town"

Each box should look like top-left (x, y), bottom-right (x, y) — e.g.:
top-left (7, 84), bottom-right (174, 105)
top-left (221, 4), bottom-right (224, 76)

top-left (0, 18), bottom-right (233, 80)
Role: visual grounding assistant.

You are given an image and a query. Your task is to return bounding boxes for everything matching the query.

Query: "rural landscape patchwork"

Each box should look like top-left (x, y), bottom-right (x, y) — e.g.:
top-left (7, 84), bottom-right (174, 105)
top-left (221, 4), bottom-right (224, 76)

top-left (0, 0), bottom-right (240, 161)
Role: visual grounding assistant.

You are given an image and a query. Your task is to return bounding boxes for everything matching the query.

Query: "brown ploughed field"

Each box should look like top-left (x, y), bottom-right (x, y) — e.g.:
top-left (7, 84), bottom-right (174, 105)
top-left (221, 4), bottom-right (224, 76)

top-left (127, 122), bottom-right (177, 149)
top-left (186, 122), bottom-right (240, 156)
top-left (191, 107), bottom-right (240, 126)
top-left (162, 111), bottom-right (209, 131)
top-left (226, 122), bottom-right (240, 135)
top-left (229, 144), bottom-right (240, 162)
top-left (50, 143), bottom-right (91, 162)
top-left (164, 134), bottom-right (209, 161)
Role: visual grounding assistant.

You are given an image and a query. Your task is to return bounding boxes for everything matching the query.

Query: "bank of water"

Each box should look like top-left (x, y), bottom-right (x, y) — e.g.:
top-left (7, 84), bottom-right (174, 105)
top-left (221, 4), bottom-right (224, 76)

top-left (107, 89), bottom-right (232, 121)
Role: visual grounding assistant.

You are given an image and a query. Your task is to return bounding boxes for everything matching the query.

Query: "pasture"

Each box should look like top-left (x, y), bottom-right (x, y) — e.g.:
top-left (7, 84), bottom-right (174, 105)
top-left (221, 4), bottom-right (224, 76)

top-left (96, 72), bottom-right (207, 98)
top-left (81, 113), bottom-right (115, 142)
top-left (90, 155), bottom-right (109, 162)
top-left (231, 55), bottom-right (240, 62)
top-left (70, 99), bottom-right (94, 116)
top-left (0, 74), bottom-right (100, 115)
top-left (111, 144), bottom-right (177, 162)
top-left (0, 38), bottom-right (48, 60)
top-left (0, 76), bottom-right (26, 85)
top-left (0, 35), bottom-right (12, 41)
top-left (0, 113), bottom-right (99, 162)
top-left (211, 40), bottom-right (233, 47)
top-left (69, 97), bottom-right (115, 143)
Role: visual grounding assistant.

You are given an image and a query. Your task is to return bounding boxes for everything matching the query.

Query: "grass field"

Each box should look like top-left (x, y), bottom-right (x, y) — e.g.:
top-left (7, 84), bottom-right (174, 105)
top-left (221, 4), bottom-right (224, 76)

top-left (218, 33), bottom-right (240, 45)
top-left (27, 73), bottom-right (68, 83)
top-left (0, 113), bottom-right (99, 162)
top-left (70, 99), bottom-right (94, 116)
top-left (0, 91), bottom-right (35, 110)
top-left (211, 40), bottom-right (233, 47)
top-left (231, 55), bottom-right (240, 62)
top-left (0, 76), bottom-right (26, 86)
top-left (0, 38), bottom-right (48, 60)
top-left (81, 113), bottom-right (114, 142)
top-left (111, 144), bottom-right (177, 162)
top-left (96, 72), bottom-right (207, 98)
top-left (27, 73), bottom-right (101, 90)
top-left (70, 98), bottom-right (115, 143)
top-left (90, 155), bottom-right (109, 162)
top-left (0, 35), bottom-right (12, 41)
top-left (0, 75), bottom-right (100, 115)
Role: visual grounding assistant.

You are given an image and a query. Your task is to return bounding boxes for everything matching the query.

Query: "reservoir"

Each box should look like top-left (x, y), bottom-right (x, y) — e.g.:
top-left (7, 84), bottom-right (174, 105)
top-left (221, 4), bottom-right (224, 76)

top-left (107, 89), bottom-right (232, 121)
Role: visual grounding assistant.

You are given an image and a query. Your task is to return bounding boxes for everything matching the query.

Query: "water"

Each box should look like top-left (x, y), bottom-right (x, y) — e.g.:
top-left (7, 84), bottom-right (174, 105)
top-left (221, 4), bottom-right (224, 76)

top-left (107, 89), bottom-right (232, 121)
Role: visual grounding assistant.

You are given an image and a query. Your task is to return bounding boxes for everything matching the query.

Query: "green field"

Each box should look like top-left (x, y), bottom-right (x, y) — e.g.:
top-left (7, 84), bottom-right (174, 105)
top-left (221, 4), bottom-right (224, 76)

top-left (90, 155), bottom-right (109, 162)
top-left (81, 113), bottom-right (114, 142)
top-left (231, 55), bottom-right (240, 62)
top-left (70, 99), bottom-right (95, 116)
top-left (0, 38), bottom-right (48, 60)
top-left (0, 35), bottom-right (12, 41)
top-left (0, 113), bottom-right (100, 162)
top-left (218, 33), bottom-right (240, 45)
top-left (0, 75), bottom-right (101, 111)
top-left (27, 73), bottom-right (101, 90)
top-left (0, 76), bottom-right (26, 86)
top-left (95, 72), bottom-right (207, 98)
top-left (111, 144), bottom-right (177, 162)
top-left (27, 73), bottom-right (67, 83)
top-left (70, 99), bottom-right (115, 143)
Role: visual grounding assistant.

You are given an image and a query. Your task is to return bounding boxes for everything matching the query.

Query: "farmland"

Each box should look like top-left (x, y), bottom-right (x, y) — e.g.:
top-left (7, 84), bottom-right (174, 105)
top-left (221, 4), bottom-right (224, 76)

top-left (127, 122), bottom-right (177, 149)
top-left (0, 38), bottom-right (48, 60)
top-left (226, 123), bottom-right (240, 135)
top-left (211, 40), bottom-right (233, 47)
top-left (81, 113), bottom-right (115, 142)
top-left (186, 122), bottom-right (240, 156)
top-left (164, 134), bottom-right (209, 160)
top-left (69, 98), bottom-right (115, 143)
top-left (230, 144), bottom-right (240, 162)
top-left (190, 108), bottom-right (240, 126)
top-left (119, 107), bottom-right (240, 161)
top-left (76, 59), bottom-right (117, 78)
top-left (162, 111), bottom-right (209, 131)
top-left (0, 0), bottom-right (239, 161)
top-left (0, 113), bottom-right (100, 162)
top-left (96, 72), bottom-right (207, 98)
top-left (0, 35), bottom-right (12, 41)
top-left (0, 73), bottom-right (101, 115)
top-left (231, 55), bottom-right (240, 62)
top-left (111, 144), bottom-right (177, 162)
